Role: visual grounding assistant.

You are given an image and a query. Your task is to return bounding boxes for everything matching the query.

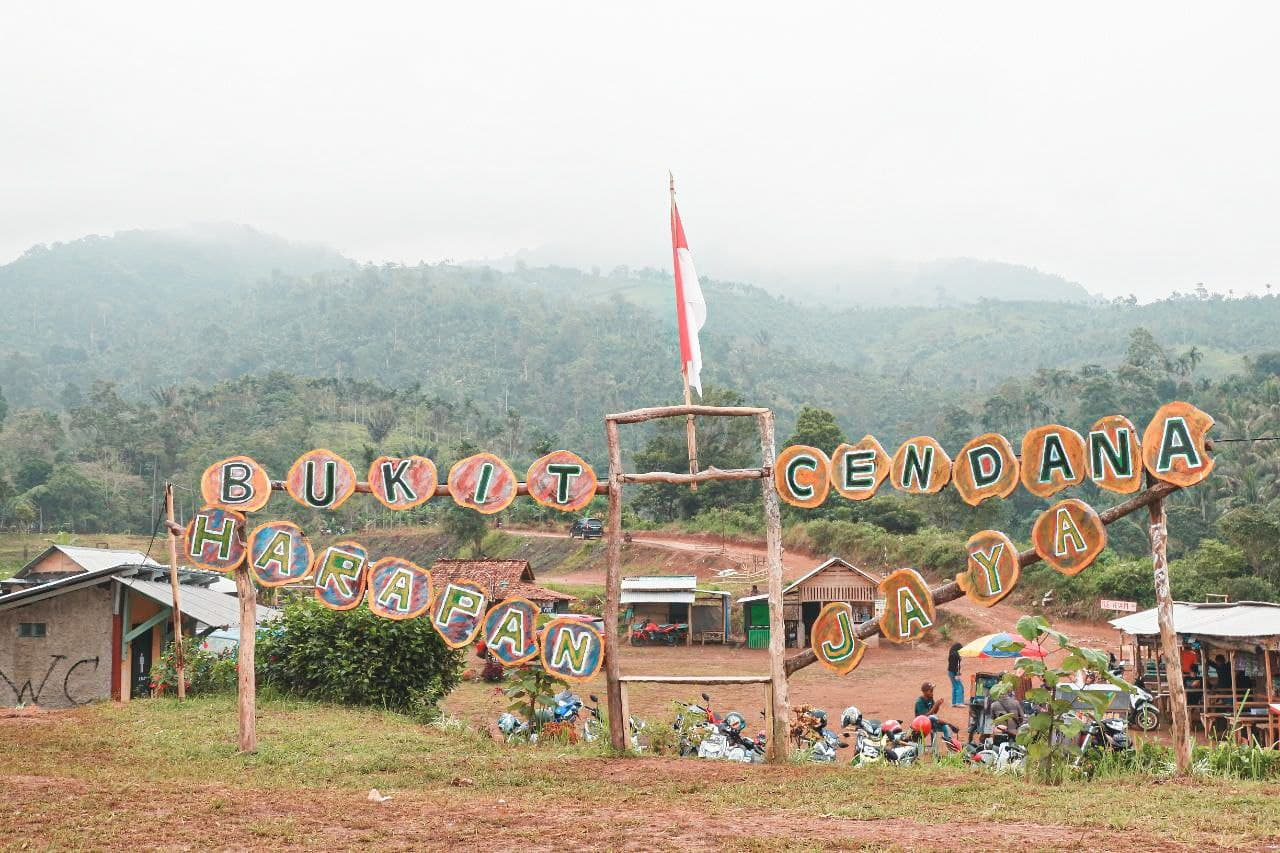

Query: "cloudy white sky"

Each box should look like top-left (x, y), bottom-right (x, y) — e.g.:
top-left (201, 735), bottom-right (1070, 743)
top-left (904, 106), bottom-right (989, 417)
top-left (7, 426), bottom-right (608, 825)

top-left (3, 2), bottom-right (1276, 298)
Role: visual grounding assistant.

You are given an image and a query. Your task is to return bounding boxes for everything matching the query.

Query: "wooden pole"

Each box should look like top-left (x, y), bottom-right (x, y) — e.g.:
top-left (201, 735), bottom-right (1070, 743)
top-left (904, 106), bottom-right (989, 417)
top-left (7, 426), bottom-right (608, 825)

top-left (757, 411), bottom-right (789, 762)
top-left (163, 483), bottom-right (186, 700)
top-left (683, 376), bottom-right (699, 493)
top-left (604, 418), bottom-right (627, 752)
top-left (234, 564), bottom-right (257, 753)
top-left (1148, 489), bottom-right (1192, 774)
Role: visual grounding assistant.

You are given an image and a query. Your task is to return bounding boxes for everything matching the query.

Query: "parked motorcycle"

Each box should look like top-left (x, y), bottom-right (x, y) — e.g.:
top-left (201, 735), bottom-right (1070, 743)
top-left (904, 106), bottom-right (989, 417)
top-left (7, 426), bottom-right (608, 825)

top-left (965, 723), bottom-right (1028, 772)
top-left (705, 714), bottom-right (766, 763)
top-left (1081, 715), bottom-right (1132, 752)
top-left (497, 688), bottom-right (584, 742)
top-left (880, 720), bottom-right (920, 765)
top-left (582, 693), bottom-right (646, 751)
top-left (673, 692), bottom-right (722, 756)
top-left (841, 706), bottom-right (886, 767)
top-left (791, 707), bottom-right (847, 762)
top-left (630, 621), bottom-right (689, 645)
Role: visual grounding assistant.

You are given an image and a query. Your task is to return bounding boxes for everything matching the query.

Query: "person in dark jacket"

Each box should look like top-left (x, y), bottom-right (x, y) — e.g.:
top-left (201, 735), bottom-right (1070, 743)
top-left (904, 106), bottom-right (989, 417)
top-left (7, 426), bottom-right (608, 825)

top-left (947, 643), bottom-right (964, 707)
top-left (986, 688), bottom-right (1025, 738)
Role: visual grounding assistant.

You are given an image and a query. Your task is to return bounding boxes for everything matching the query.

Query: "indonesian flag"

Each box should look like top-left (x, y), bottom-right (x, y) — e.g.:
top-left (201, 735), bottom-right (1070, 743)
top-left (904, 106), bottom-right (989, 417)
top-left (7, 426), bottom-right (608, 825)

top-left (670, 192), bottom-right (707, 396)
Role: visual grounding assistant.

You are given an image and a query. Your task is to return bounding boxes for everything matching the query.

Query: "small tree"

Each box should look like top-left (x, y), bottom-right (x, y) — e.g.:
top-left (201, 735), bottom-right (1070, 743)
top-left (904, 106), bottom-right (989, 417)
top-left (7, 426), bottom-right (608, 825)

top-left (990, 615), bottom-right (1130, 784)
top-left (502, 663), bottom-right (568, 737)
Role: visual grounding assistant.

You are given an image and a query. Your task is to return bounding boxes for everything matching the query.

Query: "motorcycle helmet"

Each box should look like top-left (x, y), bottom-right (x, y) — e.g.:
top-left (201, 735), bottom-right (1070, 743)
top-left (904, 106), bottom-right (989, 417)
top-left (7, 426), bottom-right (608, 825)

top-left (723, 711), bottom-right (747, 734)
top-left (911, 715), bottom-right (933, 737)
top-left (881, 719), bottom-right (901, 735)
top-left (841, 705), bottom-right (862, 729)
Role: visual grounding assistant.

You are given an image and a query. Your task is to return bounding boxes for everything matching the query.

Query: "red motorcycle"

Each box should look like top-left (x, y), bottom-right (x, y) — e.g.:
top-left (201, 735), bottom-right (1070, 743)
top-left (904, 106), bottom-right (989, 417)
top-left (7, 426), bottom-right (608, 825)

top-left (630, 621), bottom-right (688, 645)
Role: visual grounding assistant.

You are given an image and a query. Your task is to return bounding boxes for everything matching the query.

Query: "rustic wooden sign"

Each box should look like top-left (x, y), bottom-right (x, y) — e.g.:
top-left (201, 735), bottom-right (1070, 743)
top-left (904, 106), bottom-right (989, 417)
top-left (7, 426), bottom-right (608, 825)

top-left (956, 529), bottom-right (1020, 606)
top-left (286, 449), bottom-right (357, 510)
top-left (184, 506), bottom-right (247, 572)
top-left (774, 444), bottom-right (831, 508)
top-left (448, 452), bottom-right (517, 515)
top-left (1142, 401), bottom-right (1215, 488)
top-left (431, 579), bottom-right (488, 649)
top-left (1088, 415), bottom-right (1143, 494)
top-left (889, 438), bottom-right (952, 495)
top-left (810, 601), bottom-right (869, 675)
top-left (829, 436), bottom-right (890, 501)
top-left (482, 597), bottom-right (541, 666)
top-left (312, 540), bottom-right (369, 611)
top-left (247, 520), bottom-right (314, 587)
top-left (877, 568), bottom-right (936, 643)
top-left (1021, 424), bottom-right (1087, 498)
top-left (1032, 498), bottom-right (1106, 576)
top-left (367, 455), bottom-right (437, 511)
top-left (201, 455), bottom-right (272, 513)
top-left (525, 450), bottom-right (598, 513)
top-left (540, 617), bottom-right (605, 682)
top-left (366, 557), bottom-right (434, 620)
top-left (952, 433), bottom-right (1019, 505)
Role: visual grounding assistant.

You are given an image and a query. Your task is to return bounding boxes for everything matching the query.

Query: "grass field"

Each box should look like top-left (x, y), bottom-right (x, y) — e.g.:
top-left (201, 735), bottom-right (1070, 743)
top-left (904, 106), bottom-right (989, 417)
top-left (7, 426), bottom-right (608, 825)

top-left (2, 696), bottom-right (1278, 851)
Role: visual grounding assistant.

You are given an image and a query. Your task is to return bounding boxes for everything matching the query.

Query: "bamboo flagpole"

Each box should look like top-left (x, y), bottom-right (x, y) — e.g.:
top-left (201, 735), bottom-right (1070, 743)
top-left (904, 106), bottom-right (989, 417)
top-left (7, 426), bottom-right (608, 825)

top-left (163, 483), bottom-right (186, 700)
top-left (670, 172), bottom-right (704, 490)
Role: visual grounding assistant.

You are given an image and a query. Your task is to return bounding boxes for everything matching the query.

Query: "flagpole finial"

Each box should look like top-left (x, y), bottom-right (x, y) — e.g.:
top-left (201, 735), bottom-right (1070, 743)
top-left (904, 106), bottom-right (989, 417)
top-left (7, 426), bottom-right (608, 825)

top-left (668, 170), bottom-right (675, 195)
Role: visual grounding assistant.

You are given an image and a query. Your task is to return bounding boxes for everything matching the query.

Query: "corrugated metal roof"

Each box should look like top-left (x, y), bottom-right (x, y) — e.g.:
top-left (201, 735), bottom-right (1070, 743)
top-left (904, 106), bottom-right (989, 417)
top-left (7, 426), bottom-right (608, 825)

top-left (622, 575), bottom-right (697, 592)
top-left (0, 564), bottom-right (133, 611)
top-left (118, 578), bottom-right (278, 628)
top-left (39, 544), bottom-right (162, 574)
top-left (1110, 601), bottom-right (1280, 639)
top-left (621, 590), bottom-right (696, 604)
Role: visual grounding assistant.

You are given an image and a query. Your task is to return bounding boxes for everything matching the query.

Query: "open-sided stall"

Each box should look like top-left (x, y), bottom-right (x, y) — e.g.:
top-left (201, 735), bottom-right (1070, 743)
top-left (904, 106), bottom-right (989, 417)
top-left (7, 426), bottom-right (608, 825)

top-left (1111, 601), bottom-right (1280, 745)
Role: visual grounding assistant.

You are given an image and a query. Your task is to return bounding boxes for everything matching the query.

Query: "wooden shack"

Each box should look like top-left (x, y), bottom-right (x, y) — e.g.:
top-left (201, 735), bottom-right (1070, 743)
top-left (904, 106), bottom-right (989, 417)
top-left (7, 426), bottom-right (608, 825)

top-left (737, 557), bottom-right (881, 649)
top-left (620, 575), bottom-right (731, 645)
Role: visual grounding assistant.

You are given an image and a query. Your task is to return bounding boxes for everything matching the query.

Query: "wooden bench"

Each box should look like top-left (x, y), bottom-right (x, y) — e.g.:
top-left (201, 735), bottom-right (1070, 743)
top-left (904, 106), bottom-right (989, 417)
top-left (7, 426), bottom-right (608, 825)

top-left (699, 631), bottom-right (725, 645)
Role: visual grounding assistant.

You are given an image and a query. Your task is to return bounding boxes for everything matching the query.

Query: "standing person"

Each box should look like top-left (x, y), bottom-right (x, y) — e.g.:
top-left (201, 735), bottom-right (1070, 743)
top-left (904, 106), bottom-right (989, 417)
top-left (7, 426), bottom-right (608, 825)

top-left (947, 643), bottom-right (964, 707)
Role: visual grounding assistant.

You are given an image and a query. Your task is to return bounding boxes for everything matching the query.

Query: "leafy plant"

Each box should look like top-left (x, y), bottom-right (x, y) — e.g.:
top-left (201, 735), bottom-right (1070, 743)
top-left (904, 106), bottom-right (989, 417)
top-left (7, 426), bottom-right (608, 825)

top-left (256, 598), bottom-right (462, 721)
top-left (501, 662), bottom-right (568, 738)
top-left (150, 637), bottom-right (236, 696)
top-left (989, 615), bottom-right (1132, 784)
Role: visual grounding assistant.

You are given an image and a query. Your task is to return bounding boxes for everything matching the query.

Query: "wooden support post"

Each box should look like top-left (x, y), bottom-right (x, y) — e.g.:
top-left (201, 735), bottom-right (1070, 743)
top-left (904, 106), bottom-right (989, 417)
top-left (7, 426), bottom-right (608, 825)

top-left (1149, 490), bottom-right (1192, 774)
top-left (234, 564), bottom-right (257, 753)
top-left (757, 411), bottom-right (789, 762)
top-left (163, 483), bottom-right (186, 700)
top-left (604, 418), bottom-right (627, 752)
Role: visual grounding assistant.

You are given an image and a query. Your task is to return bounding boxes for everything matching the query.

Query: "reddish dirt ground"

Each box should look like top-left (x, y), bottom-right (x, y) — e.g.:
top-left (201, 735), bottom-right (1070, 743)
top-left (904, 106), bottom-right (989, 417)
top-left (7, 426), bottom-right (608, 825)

top-left (470, 528), bottom-right (1126, 737)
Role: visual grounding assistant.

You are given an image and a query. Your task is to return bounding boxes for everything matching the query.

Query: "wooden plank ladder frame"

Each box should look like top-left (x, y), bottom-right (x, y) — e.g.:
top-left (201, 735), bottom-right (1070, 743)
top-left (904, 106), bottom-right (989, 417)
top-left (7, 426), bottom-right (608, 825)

top-left (603, 404), bottom-right (790, 761)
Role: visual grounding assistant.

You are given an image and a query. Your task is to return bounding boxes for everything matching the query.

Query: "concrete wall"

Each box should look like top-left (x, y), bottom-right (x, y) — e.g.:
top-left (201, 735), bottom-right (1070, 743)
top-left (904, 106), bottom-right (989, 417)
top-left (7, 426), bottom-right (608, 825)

top-left (0, 583), bottom-right (114, 708)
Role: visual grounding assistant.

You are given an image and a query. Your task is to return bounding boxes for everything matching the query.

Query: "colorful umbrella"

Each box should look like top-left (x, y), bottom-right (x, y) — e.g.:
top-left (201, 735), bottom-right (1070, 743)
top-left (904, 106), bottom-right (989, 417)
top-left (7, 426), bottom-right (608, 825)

top-left (957, 631), bottom-right (1048, 659)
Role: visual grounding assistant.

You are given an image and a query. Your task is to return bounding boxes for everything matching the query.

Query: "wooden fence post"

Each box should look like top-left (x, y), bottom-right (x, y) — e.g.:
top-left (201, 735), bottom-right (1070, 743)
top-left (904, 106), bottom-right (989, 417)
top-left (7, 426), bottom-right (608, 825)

top-left (757, 411), bottom-right (789, 762)
top-left (1149, 489), bottom-right (1192, 774)
top-left (235, 563), bottom-right (257, 752)
top-left (163, 483), bottom-right (186, 700)
top-left (604, 418), bottom-right (627, 751)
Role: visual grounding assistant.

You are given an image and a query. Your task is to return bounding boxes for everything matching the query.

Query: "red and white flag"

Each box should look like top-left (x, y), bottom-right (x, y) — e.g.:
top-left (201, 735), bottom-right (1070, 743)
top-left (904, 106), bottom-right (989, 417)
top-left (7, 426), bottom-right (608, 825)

top-left (670, 183), bottom-right (707, 396)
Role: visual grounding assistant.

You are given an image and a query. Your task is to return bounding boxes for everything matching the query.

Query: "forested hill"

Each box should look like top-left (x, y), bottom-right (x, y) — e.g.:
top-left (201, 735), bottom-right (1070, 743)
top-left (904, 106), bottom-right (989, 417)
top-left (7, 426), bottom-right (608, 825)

top-left (3, 225), bottom-right (1280, 452)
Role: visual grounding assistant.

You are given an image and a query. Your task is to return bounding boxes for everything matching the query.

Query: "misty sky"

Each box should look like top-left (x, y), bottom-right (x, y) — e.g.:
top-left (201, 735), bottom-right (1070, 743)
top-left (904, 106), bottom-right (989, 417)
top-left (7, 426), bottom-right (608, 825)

top-left (3, 2), bottom-right (1277, 298)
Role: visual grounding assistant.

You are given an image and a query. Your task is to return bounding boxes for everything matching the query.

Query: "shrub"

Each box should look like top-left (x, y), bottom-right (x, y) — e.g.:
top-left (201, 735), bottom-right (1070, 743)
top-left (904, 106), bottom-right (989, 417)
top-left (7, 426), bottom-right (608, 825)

top-left (150, 637), bottom-right (237, 696)
top-left (257, 598), bottom-right (463, 720)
